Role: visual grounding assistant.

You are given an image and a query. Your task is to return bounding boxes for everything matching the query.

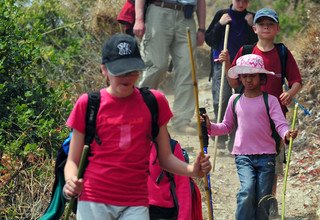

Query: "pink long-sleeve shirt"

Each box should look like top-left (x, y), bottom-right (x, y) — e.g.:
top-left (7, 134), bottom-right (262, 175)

top-left (208, 93), bottom-right (289, 155)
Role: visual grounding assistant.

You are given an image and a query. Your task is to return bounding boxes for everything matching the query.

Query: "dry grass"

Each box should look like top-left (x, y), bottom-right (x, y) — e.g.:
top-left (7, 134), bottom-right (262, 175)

top-left (0, 156), bottom-right (55, 219)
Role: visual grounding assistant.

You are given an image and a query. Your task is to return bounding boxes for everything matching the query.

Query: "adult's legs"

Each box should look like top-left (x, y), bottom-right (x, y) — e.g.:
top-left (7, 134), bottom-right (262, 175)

top-left (235, 155), bottom-right (257, 220)
top-left (139, 5), bottom-right (174, 89)
top-left (170, 11), bottom-right (197, 133)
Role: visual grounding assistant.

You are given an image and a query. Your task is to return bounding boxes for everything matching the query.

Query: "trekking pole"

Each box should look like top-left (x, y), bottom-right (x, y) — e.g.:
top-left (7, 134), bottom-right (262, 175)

top-left (212, 24), bottom-right (230, 171)
top-left (283, 82), bottom-right (311, 116)
top-left (281, 103), bottom-right (298, 220)
top-left (186, 27), bottom-right (214, 220)
top-left (200, 107), bottom-right (214, 219)
top-left (64, 145), bottom-right (90, 220)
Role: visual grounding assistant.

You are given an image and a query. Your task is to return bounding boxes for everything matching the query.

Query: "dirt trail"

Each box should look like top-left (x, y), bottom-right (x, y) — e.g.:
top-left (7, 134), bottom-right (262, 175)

top-left (162, 61), bottom-right (319, 220)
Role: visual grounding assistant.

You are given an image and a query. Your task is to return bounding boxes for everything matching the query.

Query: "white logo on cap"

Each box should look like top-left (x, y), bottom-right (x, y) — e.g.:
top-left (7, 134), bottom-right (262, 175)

top-left (117, 42), bottom-right (132, 56)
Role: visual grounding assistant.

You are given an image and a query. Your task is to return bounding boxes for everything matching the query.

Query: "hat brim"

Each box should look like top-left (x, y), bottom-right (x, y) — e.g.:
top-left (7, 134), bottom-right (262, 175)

top-left (254, 15), bottom-right (278, 24)
top-left (105, 57), bottom-right (146, 76)
top-left (228, 66), bottom-right (275, 79)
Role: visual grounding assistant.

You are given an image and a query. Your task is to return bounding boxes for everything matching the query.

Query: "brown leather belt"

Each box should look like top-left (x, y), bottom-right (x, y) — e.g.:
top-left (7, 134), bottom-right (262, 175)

top-left (153, 0), bottom-right (185, 11)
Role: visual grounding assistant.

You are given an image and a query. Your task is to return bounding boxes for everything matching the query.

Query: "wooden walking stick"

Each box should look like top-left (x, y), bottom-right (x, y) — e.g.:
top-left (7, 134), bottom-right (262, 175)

top-left (281, 103), bottom-right (299, 220)
top-left (64, 145), bottom-right (90, 220)
top-left (186, 27), bottom-right (214, 220)
top-left (212, 24), bottom-right (230, 171)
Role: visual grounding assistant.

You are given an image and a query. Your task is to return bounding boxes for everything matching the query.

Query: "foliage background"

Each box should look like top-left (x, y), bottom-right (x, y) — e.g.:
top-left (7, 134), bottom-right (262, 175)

top-left (0, 0), bottom-right (319, 219)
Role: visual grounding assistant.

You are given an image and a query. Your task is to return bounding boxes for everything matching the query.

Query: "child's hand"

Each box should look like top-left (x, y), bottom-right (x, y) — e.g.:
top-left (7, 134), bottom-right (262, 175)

top-left (200, 113), bottom-right (211, 129)
top-left (214, 50), bottom-right (230, 63)
top-left (192, 152), bottom-right (212, 177)
top-left (245, 13), bottom-right (254, 26)
top-left (219, 13), bottom-right (232, 26)
top-left (63, 176), bottom-right (84, 199)
top-left (280, 91), bottom-right (292, 106)
top-left (285, 130), bottom-right (298, 141)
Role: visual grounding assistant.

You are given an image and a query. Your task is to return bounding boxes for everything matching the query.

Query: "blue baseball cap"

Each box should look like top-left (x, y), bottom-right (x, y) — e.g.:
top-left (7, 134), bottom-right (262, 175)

top-left (254, 8), bottom-right (279, 24)
top-left (101, 33), bottom-right (145, 76)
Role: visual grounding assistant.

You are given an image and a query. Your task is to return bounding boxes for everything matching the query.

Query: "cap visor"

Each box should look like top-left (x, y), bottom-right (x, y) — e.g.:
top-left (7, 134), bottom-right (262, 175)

top-left (106, 57), bottom-right (146, 76)
top-left (228, 66), bottom-right (275, 79)
top-left (254, 15), bottom-right (278, 23)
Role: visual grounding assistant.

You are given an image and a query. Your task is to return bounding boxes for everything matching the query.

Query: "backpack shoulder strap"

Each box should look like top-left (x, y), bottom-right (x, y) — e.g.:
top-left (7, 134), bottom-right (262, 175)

top-left (167, 139), bottom-right (179, 209)
top-left (262, 92), bottom-right (281, 154)
top-left (241, 44), bottom-right (256, 56)
top-left (232, 94), bottom-right (242, 127)
top-left (85, 91), bottom-right (101, 145)
top-left (275, 43), bottom-right (288, 85)
top-left (139, 87), bottom-right (159, 140)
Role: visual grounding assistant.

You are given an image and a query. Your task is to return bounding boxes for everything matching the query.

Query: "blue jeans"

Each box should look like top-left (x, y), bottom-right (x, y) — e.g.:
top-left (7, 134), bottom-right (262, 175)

top-left (235, 154), bottom-right (275, 220)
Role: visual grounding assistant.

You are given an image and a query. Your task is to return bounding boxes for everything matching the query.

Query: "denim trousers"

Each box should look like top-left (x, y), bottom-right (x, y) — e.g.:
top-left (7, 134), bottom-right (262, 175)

top-left (235, 154), bottom-right (276, 220)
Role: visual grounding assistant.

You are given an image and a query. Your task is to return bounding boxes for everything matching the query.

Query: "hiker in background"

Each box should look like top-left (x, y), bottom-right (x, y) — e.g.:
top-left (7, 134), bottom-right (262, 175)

top-left (63, 33), bottom-right (211, 219)
top-left (117, 0), bottom-right (135, 36)
top-left (201, 54), bottom-right (298, 220)
top-left (204, 0), bottom-right (257, 152)
top-left (133, 0), bottom-right (206, 135)
top-left (222, 8), bottom-right (302, 217)
top-left (148, 138), bottom-right (202, 220)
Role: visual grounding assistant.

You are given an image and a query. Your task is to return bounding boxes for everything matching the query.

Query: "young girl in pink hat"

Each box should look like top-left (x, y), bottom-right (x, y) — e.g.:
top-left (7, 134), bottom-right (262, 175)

top-left (201, 53), bottom-right (298, 220)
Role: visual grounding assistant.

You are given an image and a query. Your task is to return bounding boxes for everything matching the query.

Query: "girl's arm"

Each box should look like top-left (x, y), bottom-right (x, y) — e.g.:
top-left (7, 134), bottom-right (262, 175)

top-left (63, 129), bottom-right (85, 198)
top-left (156, 126), bottom-right (211, 178)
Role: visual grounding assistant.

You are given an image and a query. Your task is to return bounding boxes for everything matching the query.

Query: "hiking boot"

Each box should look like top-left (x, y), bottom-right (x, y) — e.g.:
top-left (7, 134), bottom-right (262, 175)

top-left (269, 198), bottom-right (280, 219)
top-left (174, 125), bottom-right (197, 136)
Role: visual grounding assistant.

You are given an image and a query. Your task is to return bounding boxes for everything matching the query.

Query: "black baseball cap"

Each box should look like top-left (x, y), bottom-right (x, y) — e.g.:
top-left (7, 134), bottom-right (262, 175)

top-left (101, 33), bottom-right (145, 76)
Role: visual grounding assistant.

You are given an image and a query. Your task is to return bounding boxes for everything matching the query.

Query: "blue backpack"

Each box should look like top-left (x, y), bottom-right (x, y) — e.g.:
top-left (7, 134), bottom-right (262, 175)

top-left (41, 87), bottom-right (159, 220)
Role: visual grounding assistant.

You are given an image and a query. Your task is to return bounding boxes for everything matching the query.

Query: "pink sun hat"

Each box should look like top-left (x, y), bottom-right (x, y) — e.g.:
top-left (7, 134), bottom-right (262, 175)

top-left (228, 54), bottom-right (275, 79)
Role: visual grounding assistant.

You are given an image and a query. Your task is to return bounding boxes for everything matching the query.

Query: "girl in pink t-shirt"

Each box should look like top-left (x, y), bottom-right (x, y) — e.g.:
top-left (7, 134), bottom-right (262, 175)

top-left (202, 54), bottom-right (297, 220)
top-left (63, 33), bottom-right (211, 219)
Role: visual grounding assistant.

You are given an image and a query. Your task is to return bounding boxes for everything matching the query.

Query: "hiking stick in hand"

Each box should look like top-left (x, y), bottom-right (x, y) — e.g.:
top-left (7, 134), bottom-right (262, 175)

top-left (212, 24), bottom-right (230, 171)
top-left (283, 82), bottom-right (311, 116)
top-left (64, 145), bottom-right (90, 220)
top-left (281, 103), bottom-right (298, 220)
top-left (186, 27), bottom-right (214, 220)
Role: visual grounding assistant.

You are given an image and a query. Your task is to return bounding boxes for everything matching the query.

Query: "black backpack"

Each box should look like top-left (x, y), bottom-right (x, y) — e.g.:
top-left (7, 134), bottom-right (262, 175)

top-left (232, 92), bottom-right (282, 155)
top-left (41, 87), bottom-right (159, 220)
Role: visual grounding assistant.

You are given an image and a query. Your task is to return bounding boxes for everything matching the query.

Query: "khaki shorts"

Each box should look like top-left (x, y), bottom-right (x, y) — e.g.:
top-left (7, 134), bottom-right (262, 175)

top-left (275, 142), bottom-right (286, 175)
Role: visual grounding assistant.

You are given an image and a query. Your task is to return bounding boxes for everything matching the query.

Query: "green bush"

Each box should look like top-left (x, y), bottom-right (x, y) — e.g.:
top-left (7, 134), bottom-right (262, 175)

top-left (0, 0), bottom-right (72, 159)
top-left (272, 0), bottom-right (307, 40)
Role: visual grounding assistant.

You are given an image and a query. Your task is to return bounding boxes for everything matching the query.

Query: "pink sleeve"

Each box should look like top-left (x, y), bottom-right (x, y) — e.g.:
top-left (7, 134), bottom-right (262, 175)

top-left (208, 95), bottom-right (236, 136)
top-left (173, 143), bottom-right (192, 220)
top-left (66, 93), bottom-right (88, 134)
